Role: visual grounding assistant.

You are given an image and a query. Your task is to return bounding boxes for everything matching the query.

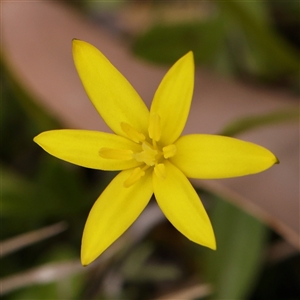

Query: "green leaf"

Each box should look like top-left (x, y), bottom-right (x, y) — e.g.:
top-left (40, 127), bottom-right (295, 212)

top-left (219, 0), bottom-right (299, 77)
top-left (202, 197), bottom-right (268, 299)
top-left (1, 158), bottom-right (90, 225)
top-left (0, 166), bottom-right (53, 221)
top-left (220, 109), bottom-right (299, 137)
top-left (132, 18), bottom-right (226, 67)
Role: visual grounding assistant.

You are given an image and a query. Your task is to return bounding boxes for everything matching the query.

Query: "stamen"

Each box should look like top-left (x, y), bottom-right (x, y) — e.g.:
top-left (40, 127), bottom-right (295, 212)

top-left (163, 144), bottom-right (176, 158)
top-left (99, 148), bottom-right (133, 160)
top-left (124, 167), bottom-right (145, 187)
top-left (133, 143), bottom-right (158, 166)
top-left (121, 122), bottom-right (145, 143)
top-left (154, 163), bottom-right (166, 179)
top-left (148, 112), bottom-right (161, 142)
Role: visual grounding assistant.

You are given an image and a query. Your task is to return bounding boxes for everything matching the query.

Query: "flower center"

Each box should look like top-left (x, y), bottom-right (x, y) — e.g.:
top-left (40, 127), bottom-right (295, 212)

top-left (99, 113), bottom-right (176, 187)
top-left (133, 142), bottom-right (159, 166)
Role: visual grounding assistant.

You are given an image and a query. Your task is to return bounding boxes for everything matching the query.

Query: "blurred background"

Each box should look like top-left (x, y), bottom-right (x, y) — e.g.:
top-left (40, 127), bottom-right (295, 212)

top-left (1, 1), bottom-right (299, 299)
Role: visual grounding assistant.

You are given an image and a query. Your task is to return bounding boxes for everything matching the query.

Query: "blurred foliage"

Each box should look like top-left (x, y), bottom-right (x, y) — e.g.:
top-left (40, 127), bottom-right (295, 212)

top-left (1, 57), bottom-right (106, 298)
top-left (132, 0), bottom-right (299, 89)
top-left (133, 18), bottom-right (226, 68)
top-left (201, 196), bottom-right (268, 299)
top-left (1, 0), bottom-right (299, 299)
top-left (220, 109), bottom-right (299, 137)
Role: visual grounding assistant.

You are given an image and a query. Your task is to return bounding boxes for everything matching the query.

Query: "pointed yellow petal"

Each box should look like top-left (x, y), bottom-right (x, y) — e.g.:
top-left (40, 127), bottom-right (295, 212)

top-left (34, 130), bottom-right (142, 170)
top-left (171, 134), bottom-right (279, 178)
top-left (150, 52), bottom-right (194, 145)
top-left (72, 40), bottom-right (149, 136)
top-left (81, 169), bottom-right (153, 265)
top-left (153, 161), bottom-right (216, 250)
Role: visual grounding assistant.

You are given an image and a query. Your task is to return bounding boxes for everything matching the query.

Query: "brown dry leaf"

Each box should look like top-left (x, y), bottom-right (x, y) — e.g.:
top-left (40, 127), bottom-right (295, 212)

top-left (2, 1), bottom-right (299, 249)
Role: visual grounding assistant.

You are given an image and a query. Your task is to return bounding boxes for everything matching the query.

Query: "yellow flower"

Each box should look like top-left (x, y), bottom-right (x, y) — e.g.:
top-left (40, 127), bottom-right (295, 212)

top-left (34, 40), bottom-right (278, 266)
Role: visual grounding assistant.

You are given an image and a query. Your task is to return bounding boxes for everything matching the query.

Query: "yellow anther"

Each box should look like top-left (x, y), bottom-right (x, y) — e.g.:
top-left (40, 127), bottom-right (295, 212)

top-left (124, 167), bottom-right (145, 187)
top-left (133, 142), bottom-right (158, 166)
top-left (121, 122), bottom-right (145, 143)
top-left (148, 112), bottom-right (161, 142)
top-left (99, 148), bottom-right (133, 160)
top-left (163, 144), bottom-right (176, 158)
top-left (154, 163), bottom-right (166, 179)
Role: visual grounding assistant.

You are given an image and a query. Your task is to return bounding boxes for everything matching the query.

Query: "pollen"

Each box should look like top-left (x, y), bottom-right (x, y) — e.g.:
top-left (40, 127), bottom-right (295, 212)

top-left (148, 112), bottom-right (161, 142)
top-left (121, 122), bottom-right (145, 143)
top-left (102, 115), bottom-right (177, 187)
top-left (163, 144), bottom-right (176, 159)
top-left (133, 142), bottom-right (158, 166)
top-left (124, 167), bottom-right (146, 187)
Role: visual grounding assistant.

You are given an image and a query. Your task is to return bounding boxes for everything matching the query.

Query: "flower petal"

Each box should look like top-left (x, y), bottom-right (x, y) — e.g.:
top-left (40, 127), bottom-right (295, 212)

top-left (72, 40), bottom-right (149, 136)
top-left (150, 52), bottom-right (194, 145)
top-left (34, 129), bottom-right (142, 170)
top-left (171, 134), bottom-right (279, 178)
top-left (153, 161), bottom-right (216, 250)
top-left (81, 169), bottom-right (153, 265)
